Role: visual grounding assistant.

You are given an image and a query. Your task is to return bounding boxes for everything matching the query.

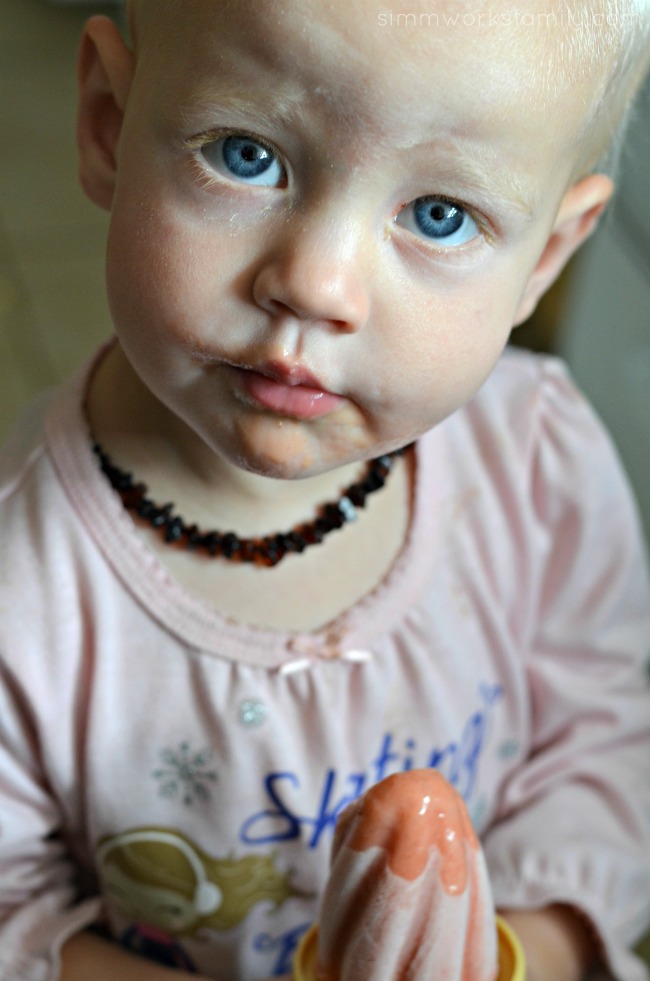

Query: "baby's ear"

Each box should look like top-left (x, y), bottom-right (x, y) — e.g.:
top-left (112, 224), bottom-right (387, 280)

top-left (77, 16), bottom-right (135, 211)
top-left (512, 174), bottom-right (613, 326)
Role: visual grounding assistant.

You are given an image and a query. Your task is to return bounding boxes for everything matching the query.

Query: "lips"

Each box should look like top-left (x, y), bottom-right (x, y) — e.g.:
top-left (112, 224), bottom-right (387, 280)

top-left (232, 360), bottom-right (345, 420)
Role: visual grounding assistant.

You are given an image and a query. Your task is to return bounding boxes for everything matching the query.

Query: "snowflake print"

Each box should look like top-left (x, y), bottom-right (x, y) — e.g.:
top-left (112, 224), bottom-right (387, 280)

top-left (152, 741), bottom-right (218, 805)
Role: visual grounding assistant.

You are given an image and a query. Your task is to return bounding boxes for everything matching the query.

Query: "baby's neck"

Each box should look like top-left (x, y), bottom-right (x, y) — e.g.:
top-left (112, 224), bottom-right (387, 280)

top-left (86, 342), bottom-right (413, 631)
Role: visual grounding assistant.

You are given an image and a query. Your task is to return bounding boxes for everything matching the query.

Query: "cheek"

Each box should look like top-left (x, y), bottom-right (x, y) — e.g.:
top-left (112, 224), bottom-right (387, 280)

top-left (376, 274), bottom-right (518, 419)
top-left (105, 196), bottom-right (228, 351)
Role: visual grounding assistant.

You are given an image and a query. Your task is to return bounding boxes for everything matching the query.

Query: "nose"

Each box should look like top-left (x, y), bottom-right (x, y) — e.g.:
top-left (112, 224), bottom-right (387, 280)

top-left (252, 209), bottom-right (371, 333)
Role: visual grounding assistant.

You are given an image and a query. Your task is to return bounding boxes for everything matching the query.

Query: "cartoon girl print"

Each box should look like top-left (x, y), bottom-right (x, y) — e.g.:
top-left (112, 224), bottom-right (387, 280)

top-left (119, 921), bottom-right (198, 971)
top-left (97, 827), bottom-right (223, 968)
top-left (97, 826), bottom-right (307, 955)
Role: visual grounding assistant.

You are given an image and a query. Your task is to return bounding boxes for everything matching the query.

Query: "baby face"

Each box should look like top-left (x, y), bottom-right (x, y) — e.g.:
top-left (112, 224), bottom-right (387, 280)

top-left (100, 0), bottom-right (605, 477)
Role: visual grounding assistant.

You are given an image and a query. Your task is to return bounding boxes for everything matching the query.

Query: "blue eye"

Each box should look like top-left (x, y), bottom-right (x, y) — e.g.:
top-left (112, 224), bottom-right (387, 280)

top-left (201, 134), bottom-right (285, 187)
top-left (397, 197), bottom-right (479, 247)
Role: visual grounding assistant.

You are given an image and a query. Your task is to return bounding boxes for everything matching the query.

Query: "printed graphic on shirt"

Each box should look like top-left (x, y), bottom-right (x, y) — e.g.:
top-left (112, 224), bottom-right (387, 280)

top-left (152, 741), bottom-right (218, 805)
top-left (253, 921), bottom-right (313, 976)
top-left (96, 683), bottom-right (504, 976)
top-left (119, 922), bottom-right (198, 972)
top-left (97, 827), bottom-right (305, 938)
top-left (240, 682), bottom-right (504, 849)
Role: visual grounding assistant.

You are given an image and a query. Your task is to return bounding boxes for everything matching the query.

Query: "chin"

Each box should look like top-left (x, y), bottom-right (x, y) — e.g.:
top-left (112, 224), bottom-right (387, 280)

top-left (224, 416), bottom-right (347, 480)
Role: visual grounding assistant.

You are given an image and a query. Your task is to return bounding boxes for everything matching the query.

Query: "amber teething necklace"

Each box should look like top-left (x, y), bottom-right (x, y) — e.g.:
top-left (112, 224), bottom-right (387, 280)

top-left (92, 442), bottom-right (407, 568)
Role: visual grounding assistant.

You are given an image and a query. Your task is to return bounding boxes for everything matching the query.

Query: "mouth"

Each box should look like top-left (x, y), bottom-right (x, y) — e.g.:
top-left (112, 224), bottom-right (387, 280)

top-left (230, 360), bottom-right (346, 420)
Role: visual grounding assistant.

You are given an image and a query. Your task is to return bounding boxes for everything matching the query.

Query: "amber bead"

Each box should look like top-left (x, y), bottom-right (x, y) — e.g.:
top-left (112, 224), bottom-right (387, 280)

top-left (92, 442), bottom-right (408, 567)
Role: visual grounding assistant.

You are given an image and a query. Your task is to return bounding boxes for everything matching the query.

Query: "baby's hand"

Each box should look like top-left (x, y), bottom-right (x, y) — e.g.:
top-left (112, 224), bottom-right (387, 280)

top-left (499, 905), bottom-right (596, 981)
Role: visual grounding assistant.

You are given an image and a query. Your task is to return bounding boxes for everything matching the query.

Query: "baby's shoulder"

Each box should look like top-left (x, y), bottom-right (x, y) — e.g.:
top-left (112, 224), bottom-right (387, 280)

top-left (439, 347), bottom-right (637, 530)
top-left (0, 384), bottom-right (98, 675)
top-left (474, 346), bottom-right (583, 419)
top-left (423, 346), bottom-right (637, 533)
top-left (457, 347), bottom-right (604, 459)
top-left (0, 391), bottom-right (52, 506)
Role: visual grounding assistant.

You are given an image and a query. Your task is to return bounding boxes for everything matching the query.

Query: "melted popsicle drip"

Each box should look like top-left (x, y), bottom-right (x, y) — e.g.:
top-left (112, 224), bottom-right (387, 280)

top-left (340, 769), bottom-right (479, 892)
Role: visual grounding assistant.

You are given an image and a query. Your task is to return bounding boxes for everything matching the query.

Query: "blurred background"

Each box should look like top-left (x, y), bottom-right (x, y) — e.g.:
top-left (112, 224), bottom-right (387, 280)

top-left (0, 0), bottom-right (649, 552)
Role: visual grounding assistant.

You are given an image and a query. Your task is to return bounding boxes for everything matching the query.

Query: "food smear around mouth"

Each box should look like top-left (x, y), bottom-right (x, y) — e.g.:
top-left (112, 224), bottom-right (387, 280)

top-left (315, 769), bottom-right (499, 981)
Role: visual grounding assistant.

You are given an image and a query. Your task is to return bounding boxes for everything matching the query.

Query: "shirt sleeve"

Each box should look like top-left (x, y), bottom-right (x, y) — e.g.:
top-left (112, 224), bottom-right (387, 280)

top-left (0, 662), bottom-right (102, 981)
top-left (482, 359), bottom-right (650, 981)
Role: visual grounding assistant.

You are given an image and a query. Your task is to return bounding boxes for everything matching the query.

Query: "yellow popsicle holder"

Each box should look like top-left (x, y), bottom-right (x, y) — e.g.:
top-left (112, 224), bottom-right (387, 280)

top-left (293, 915), bottom-right (526, 980)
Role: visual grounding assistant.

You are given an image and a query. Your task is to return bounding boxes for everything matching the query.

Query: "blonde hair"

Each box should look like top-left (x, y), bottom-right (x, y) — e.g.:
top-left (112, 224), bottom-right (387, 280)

top-left (565, 0), bottom-right (650, 173)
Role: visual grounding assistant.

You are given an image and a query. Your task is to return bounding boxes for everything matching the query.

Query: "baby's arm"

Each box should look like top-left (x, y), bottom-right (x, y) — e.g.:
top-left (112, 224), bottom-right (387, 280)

top-left (60, 931), bottom-right (286, 981)
top-left (499, 905), bottom-right (595, 981)
top-left (60, 930), bottom-right (205, 980)
top-left (483, 359), bottom-right (650, 979)
top-left (0, 670), bottom-right (103, 979)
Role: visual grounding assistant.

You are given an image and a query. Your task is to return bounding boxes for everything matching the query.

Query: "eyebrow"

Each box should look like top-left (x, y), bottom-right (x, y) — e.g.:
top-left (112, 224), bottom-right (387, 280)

top-left (176, 84), bottom-right (541, 222)
top-left (175, 83), bottom-right (309, 134)
top-left (418, 150), bottom-right (540, 220)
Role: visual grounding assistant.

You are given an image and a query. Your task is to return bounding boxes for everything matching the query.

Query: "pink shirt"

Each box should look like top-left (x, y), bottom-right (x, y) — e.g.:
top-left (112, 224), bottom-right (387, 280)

top-left (0, 345), bottom-right (649, 980)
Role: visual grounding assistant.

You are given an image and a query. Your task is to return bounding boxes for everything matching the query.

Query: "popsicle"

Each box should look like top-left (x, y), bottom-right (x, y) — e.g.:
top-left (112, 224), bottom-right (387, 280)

top-left (293, 769), bottom-right (525, 980)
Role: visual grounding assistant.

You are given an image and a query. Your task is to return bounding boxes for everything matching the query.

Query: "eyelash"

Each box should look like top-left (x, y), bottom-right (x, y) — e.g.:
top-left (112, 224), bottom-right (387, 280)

top-left (396, 197), bottom-right (492, 252)
top-left (185, 130), bottom-right (491, 249)
top-left (186, 130), bottom-right (288, 189)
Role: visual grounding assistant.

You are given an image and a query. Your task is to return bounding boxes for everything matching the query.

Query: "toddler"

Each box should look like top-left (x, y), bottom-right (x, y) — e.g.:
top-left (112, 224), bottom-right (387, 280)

top-left (1, 1), bottom-right (650, 979)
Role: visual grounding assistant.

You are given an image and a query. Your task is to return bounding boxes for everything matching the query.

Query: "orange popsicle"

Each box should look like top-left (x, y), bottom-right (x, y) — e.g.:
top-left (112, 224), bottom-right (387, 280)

top-left (315, 770), bottom-right (499, 981)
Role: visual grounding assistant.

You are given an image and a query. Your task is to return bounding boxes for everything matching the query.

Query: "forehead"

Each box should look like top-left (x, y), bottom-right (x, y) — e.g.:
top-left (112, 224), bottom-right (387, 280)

top-left (137, 2), bottom-right (586, 107)
top-left (131, 0), bottom-right (602, 181)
